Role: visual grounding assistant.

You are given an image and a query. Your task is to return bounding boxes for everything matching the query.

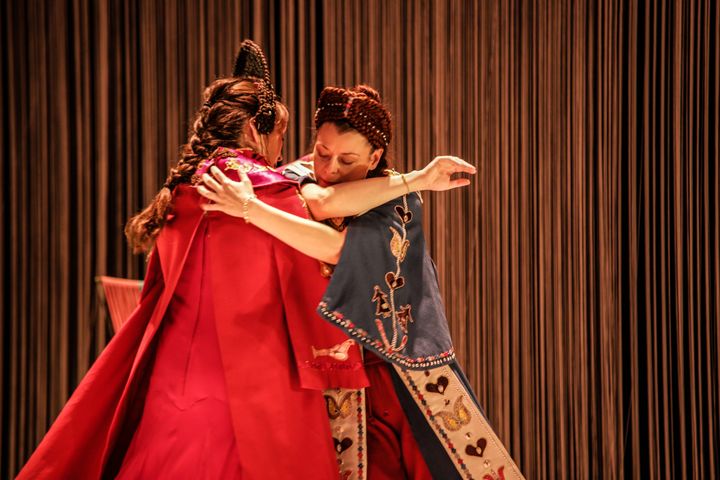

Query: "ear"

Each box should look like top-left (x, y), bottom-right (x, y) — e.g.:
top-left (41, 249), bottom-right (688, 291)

top-left (369, 148), bottom-right (383, 170)
top-left (245, 120), bottom-right (262, 145)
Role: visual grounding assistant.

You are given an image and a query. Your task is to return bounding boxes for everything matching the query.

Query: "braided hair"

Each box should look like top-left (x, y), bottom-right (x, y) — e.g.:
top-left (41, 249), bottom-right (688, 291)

top-left (233, 39), bottom-right (277, 134)
top-left (314, 84), bottom-right (392, 177)
top-left (125, 77), bottom-right (288, 253)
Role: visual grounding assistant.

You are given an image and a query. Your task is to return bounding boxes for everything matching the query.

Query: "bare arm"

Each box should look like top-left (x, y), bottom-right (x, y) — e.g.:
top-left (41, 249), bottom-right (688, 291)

top-left (198, 168), bottom-right (346, 264)
top-left (301, 156), bottom-right (476, 220)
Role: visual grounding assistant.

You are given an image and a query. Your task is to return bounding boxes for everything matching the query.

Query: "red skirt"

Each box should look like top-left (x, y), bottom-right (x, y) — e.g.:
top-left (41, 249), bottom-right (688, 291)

top-left (116, 224), bottom-right (242, 478)
top-left (364, 351), bottom-right (433, 480)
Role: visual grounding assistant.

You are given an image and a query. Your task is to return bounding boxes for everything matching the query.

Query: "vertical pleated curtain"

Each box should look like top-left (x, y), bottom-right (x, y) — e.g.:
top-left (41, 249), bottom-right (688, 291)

top-left (1, 1), bottom-right (717, 478)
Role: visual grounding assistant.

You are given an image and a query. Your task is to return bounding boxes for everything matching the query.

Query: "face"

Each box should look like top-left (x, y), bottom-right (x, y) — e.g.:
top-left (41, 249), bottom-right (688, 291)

top-left (312, 123), bottom-right (383, 186)
top-left (264, 123), bottom-right (286, 167)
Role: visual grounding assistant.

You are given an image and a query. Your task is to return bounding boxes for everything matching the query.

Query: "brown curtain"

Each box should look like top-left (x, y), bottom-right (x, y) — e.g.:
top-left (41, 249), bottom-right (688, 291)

top-left (2, 1), bottom-right (717, 478)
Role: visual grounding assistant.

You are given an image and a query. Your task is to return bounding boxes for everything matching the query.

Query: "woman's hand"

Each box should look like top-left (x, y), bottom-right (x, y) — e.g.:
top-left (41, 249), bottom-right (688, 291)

top-left (197, 165), bottom-right (346, 263)
top-left (197, 166), bottom-right (255, 217)
top-left (413, 156), bottom-right (477, 191)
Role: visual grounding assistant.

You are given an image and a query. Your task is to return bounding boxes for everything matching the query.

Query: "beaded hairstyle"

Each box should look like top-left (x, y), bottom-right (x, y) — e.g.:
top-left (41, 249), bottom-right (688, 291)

top-left (314, 85), bottom-right (392, 150)
top-left (125, 40), bottom-right (285, 253)
top-left (231, 39), bottom-right (277, 134)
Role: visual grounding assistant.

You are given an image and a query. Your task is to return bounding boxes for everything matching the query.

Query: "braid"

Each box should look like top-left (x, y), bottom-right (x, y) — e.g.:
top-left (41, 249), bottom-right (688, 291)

top-left (232, 39), bottom-right (277, 134)
top-left (125, 77), bottom-right (286, 253)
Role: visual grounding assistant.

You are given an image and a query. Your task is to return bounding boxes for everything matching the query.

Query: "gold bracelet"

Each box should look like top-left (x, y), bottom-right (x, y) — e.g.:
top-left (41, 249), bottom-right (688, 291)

top-left (242, 194), bottom-right (257, 223)
top-left (400, 173), bottom-right (411, 194)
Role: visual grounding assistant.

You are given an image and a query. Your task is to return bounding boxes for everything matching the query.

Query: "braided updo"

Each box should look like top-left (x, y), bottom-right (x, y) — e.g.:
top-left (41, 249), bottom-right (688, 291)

top-left (314, 85), bottom-right (392, 177)
top-left (125, 77), bottom-right (288, 253)
top-left (232, 39), bottom-right (277, 134)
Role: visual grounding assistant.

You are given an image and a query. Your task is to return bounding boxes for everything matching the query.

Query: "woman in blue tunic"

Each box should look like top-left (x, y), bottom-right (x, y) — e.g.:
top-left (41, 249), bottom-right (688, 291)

top-left (199, 84), bottom-right (524, 480)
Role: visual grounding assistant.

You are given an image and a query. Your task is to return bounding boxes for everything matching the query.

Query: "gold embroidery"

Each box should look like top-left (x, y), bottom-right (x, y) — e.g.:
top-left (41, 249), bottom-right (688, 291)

top-left (370, 195), bottom-right (414, 353)
top-left (325, 391), bottom-right (353, 419)
top-left (435, 396), bottom-right (472, 431)
top-left (394, 365), bottom-right (526, 479)
top-left (389, 226), bottom-right (409, 261)
top-left (224, 158), bottom-right (255, 173)
top-left (319, 301), bottom-right (455, 368)
top-left (325, 388), bottom-right (367, 480)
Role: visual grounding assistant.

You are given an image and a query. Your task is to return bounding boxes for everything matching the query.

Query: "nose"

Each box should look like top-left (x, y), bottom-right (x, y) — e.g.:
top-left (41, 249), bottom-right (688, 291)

top-left (323, 157), bottom-right (340, 180)
top-left (325, 156), bottom-right (342, 176)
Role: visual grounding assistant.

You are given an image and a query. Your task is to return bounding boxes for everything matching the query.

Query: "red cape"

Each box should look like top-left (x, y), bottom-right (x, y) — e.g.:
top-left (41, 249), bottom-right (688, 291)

top-left (17, 150), bottom-right (368, 479)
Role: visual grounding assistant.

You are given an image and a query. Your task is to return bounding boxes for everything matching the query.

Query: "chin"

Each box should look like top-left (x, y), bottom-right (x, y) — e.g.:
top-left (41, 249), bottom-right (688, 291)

top-left (317, 178), bottom-right (336, 187)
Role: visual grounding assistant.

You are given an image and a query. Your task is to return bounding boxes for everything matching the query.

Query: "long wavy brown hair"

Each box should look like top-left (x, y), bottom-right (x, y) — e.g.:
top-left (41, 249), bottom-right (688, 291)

top-left (125, 77), bottom-right (288, 253)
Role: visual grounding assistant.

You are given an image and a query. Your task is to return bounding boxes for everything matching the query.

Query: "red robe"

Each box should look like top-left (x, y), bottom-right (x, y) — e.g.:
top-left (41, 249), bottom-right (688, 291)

top-left (17, 149), bottom-right (368, 479)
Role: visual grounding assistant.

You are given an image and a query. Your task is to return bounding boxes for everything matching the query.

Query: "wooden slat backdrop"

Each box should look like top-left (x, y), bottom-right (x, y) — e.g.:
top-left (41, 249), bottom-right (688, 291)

top-left (1, 1), bottom-right (717, 478)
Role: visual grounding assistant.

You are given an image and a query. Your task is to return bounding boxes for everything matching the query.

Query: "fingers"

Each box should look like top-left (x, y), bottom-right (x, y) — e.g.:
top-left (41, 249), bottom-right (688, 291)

top-left (210, 166), bottom-right (232, 185)
top-left (197, 185), bottom-right (221, 202)
top-left (448, 178), bottom-right (471, 189)
top-left (201, 202), bottom-right (223, 212)
top-left (238, 169), bottom-right (251, 185)
top-left (450, 157), bottom-right (477, 174)
top-left (431, 156), bottom-right (477, 175)
top-left (441, 156), bottom-right (476, 174)
top-left (202, 172), bottom-right (223, 193)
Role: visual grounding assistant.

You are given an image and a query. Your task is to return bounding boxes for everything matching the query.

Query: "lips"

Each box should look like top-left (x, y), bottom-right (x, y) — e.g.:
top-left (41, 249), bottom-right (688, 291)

top-left (317, 177), bottom-right (337, 187)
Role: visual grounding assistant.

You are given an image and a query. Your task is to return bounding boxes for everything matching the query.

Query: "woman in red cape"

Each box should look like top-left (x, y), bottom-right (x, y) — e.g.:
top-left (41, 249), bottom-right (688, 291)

top-left (18, 40), bottom-right (366, 480)
top-left (17, 41), bottom-right (474, 479)
top-left (16, 41), bottom-right (438, 480)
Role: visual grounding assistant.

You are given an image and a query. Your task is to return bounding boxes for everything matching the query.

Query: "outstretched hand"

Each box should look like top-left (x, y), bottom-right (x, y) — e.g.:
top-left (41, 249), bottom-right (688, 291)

top-left (418, 156), bottom-right (476, 191)
top-left (197, 166), bottom-right (256, 218)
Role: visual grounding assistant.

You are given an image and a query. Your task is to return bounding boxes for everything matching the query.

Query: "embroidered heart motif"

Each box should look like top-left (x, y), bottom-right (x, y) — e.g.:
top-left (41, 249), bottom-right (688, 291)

top-left (334, 437), bottom-right (353, 454)
top-left (385, 272), bottom-right (405, 290)
top-left (394, 205), bottom-right (413, 223)
top-left (425, 375), bottom-right (449, 394)
top-left (465, 438), bottom-right (488, 457)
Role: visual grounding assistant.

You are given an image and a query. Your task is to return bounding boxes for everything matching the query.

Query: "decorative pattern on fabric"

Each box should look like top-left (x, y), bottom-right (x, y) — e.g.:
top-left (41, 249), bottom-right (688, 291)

top-left (325, 388), bottom-right (367, 480)
top-left (313, 339), bottom-right (357, 362)
top-left (393, 364), bottom-right (525, 480)
top-left (317, 306), bottom-right (455, 369)
top-left (318, 193), bottom-right (456, 369)
top-left (372, 195), bottom-right (414, 352)
top-left (318, 194), bottom-right (455, 368)
top-left (195, 147), bottom-right (276, 178)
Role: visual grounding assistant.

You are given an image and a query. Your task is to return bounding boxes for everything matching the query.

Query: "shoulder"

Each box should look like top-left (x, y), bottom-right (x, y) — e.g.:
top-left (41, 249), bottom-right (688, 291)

top-left (280, 158), bottom-right (316, 185)
top-left (197, 148), bottom-right (292, 188)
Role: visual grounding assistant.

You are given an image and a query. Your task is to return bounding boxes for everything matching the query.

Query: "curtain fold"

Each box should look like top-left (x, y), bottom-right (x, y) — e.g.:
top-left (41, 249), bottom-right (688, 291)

top-left (2, 1), bottom-right (717, 478)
